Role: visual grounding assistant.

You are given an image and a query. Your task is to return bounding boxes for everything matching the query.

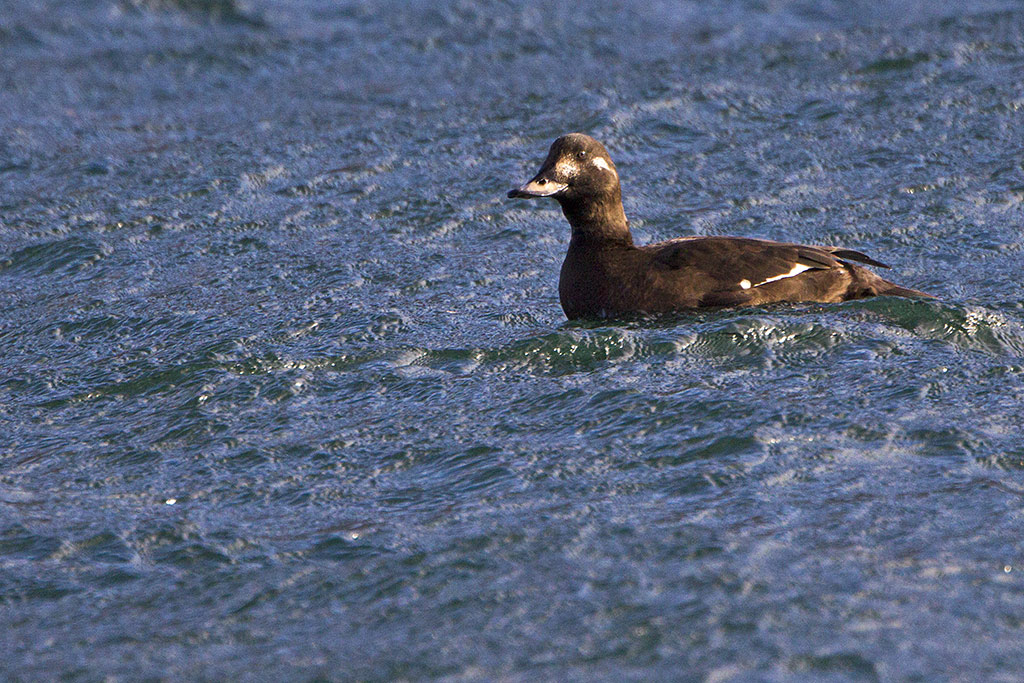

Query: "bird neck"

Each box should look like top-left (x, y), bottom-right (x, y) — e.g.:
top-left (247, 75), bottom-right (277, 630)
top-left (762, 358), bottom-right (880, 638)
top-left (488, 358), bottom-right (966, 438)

top-left (559, 190), bottom-right (633, 245)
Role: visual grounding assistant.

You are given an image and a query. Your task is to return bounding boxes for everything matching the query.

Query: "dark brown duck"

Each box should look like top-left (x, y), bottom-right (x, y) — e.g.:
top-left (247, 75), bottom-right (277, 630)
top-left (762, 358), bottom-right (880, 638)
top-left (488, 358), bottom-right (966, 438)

top-left (508, 133), bottom-right (932, 320)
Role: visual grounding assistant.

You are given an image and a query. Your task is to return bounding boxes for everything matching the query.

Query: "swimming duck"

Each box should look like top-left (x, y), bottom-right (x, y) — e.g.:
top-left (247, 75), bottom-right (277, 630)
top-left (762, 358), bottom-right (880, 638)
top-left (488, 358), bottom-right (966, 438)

top-left (507, 133), bottom-right (931, 320)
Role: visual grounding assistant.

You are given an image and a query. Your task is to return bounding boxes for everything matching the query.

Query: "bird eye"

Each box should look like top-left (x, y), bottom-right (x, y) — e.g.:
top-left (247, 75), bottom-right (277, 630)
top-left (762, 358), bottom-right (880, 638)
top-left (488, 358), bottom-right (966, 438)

top-left (577, 150), bottom-right (587, 159)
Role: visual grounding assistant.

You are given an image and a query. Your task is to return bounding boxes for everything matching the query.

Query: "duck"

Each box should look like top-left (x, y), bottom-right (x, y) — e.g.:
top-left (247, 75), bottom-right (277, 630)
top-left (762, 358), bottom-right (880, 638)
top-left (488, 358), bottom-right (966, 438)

top-left (507, 133), bottom-right (932, 320)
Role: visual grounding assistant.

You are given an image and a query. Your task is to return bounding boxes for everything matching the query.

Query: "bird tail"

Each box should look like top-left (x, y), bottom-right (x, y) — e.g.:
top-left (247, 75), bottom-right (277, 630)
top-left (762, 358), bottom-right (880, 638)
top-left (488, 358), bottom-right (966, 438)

top-left (879, 282), bottom-right (934, 299)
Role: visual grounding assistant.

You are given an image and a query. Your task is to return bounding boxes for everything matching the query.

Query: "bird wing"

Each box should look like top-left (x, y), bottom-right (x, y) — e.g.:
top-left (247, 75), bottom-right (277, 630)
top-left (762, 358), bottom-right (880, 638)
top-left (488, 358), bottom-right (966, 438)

top-left (649, 236), bottom-right (887, 300)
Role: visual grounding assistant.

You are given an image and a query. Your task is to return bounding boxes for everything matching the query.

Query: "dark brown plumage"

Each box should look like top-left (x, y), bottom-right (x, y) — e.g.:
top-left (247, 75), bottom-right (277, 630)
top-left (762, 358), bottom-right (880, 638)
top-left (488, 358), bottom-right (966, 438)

top-left (507, 133), bottom-right (931, 320)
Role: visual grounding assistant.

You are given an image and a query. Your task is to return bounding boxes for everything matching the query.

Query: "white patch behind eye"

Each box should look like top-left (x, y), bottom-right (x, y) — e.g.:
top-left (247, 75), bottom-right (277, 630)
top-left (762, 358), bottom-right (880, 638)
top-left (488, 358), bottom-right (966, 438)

top-left (593, 157), bottom-right (612, 171)
top-left (753, 263), bottom-right (812, 287)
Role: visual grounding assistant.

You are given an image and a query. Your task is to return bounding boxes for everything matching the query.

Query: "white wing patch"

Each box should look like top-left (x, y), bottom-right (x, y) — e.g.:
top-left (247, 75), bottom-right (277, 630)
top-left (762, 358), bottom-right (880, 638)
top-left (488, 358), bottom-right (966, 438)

top-left (751, 263), bottom-right (813, 288)
top-left (739, 279), bottom-right (752, 289)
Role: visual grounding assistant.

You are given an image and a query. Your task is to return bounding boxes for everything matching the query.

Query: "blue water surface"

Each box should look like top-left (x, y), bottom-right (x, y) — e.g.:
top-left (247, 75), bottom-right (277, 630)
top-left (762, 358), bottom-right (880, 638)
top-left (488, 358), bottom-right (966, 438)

top-left (3, 0), bottom-right (1024, 679)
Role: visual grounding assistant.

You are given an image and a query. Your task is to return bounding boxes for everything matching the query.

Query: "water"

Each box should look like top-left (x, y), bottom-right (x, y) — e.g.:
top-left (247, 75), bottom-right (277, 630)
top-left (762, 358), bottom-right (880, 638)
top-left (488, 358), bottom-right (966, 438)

top-left (3, 0), bottom-right (1024, 679)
